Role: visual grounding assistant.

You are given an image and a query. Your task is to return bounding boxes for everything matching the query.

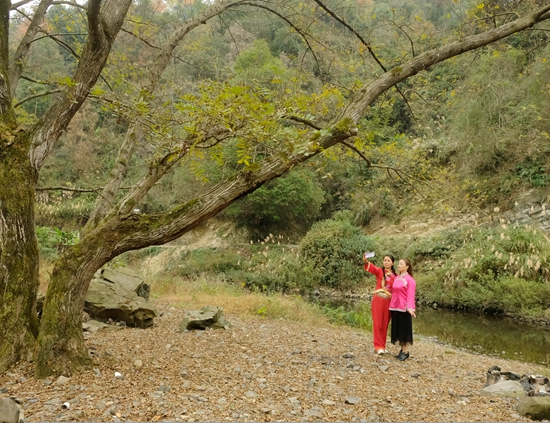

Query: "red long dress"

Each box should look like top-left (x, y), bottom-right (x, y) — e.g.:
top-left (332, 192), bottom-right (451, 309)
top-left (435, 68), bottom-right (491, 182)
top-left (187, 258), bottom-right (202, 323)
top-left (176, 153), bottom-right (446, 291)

top-left (365, 262), bottom-right (395, 351)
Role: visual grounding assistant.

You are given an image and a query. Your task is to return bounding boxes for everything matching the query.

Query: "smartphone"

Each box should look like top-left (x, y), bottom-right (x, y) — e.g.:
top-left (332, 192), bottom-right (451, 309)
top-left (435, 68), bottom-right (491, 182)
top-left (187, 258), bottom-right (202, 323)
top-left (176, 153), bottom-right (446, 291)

top-left (364, 251), bottom-right (375, 259)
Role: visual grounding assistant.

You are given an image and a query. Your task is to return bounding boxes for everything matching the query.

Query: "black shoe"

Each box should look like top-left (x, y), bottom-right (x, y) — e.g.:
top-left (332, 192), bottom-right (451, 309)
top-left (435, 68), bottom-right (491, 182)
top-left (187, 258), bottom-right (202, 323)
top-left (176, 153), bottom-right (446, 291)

top-left (394, 349), bottom-right (403, 358)
top-left (398, 352), bottom-right (410, 361)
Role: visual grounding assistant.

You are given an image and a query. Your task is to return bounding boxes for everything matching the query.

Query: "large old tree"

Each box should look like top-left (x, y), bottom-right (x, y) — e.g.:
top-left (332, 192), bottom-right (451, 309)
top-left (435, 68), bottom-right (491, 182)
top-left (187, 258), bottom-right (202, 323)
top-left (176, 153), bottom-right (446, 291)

top-left (0, 0), bottom-right (549, 377)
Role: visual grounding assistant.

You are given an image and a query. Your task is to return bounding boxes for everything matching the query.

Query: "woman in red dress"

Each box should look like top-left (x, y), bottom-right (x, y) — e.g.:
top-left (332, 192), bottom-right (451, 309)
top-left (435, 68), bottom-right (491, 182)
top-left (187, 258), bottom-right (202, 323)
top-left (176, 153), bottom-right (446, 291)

top-left (363, 254), bottom-right (396, 354)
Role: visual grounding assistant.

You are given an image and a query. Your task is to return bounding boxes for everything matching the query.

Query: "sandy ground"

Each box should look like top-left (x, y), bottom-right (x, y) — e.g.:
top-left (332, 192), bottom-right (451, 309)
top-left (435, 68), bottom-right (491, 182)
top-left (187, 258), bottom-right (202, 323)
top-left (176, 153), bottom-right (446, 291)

top-left (1, 302), bottom-right (548, 422)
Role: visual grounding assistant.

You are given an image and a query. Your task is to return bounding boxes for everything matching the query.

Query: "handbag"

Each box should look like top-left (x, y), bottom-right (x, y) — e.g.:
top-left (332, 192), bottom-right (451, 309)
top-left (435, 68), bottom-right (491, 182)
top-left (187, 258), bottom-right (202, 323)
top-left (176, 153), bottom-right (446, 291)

top-left (373, 288), bottom-right (392, 299)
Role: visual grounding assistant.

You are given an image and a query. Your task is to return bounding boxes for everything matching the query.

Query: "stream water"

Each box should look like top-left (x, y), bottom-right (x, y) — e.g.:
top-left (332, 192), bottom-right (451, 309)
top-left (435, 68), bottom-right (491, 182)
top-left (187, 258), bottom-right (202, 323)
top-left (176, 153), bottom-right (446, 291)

top-left (316, 299), bottom-right (550, 366)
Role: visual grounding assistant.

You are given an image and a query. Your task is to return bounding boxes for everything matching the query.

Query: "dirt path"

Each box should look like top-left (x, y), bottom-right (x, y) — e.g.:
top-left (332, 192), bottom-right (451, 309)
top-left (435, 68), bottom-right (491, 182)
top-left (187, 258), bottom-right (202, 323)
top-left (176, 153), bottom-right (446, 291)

top-left (1, 302), bottom-right (546, 422)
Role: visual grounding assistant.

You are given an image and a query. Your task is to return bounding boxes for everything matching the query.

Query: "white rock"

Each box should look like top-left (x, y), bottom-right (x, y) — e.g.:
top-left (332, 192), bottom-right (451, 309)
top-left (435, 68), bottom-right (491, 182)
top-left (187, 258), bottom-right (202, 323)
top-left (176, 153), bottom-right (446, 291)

top-left (56, 376), bottom-right (70, 385)
top-left (0, 397), bottom-right (20, 423)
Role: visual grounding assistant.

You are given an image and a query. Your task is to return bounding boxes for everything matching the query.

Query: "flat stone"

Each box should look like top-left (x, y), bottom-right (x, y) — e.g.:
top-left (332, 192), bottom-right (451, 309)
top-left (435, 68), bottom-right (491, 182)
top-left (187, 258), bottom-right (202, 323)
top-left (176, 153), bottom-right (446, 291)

top-left (345, 396), bottom-right (360, 404)
top-left (56, 376), bottom-right (71, 386)
top-left (480, 380), bottom-right (525, 397)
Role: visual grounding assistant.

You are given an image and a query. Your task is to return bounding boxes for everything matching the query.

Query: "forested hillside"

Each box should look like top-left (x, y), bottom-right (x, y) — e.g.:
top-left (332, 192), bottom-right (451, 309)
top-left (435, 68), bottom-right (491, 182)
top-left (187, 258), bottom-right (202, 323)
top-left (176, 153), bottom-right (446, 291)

top-left (32, 0), bottom-right (550, 236)
top-left (1, 0), bottom-right (550, 376)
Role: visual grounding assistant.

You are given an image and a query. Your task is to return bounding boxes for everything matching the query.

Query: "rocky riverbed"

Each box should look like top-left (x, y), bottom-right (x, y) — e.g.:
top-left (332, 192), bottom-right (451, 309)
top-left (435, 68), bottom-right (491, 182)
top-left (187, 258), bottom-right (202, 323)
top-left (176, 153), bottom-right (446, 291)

top-left (1, 302), bottom-right (548, 422)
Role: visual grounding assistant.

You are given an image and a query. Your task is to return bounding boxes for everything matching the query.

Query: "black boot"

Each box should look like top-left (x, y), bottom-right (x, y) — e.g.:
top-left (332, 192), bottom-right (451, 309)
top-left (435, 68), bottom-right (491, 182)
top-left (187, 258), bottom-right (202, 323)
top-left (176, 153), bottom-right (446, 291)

top-left (394, 349), bottom-right (403, 359)
top-left (398, 352), bottom-right (410, 361)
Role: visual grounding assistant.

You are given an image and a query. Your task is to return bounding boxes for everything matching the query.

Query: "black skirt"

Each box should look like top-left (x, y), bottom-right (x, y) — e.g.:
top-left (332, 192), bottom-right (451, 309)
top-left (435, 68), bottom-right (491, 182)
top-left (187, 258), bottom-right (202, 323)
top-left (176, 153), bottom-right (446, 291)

top-left (391, 310), bottom-right (413, 345)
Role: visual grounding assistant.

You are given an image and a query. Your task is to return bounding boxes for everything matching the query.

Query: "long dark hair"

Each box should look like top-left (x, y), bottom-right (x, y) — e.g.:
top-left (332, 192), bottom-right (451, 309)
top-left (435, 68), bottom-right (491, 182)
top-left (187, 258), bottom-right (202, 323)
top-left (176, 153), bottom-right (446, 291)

top-left (402, 258), bottom-right (414, 277)
top-left (384, 254), bottom-right (397, 276)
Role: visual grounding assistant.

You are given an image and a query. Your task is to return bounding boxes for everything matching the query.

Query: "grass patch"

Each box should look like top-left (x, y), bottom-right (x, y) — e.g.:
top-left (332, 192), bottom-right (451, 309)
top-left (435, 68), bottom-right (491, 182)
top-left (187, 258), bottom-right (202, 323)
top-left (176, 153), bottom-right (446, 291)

top-left (148, 273), bottom-right (335, 327)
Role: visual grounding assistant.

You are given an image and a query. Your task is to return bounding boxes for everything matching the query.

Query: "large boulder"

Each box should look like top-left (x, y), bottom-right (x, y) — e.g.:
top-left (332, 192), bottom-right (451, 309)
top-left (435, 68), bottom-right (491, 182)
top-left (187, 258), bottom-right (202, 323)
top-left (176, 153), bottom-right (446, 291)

top-left (96, 267), bottom-right (151, 300)
top-left (0, 397), bottom-right (20, 423)
top-left (179, 305), bottom-right (231, 330)
top-left (85, 268), bottom-right (157, 328)
top-left (480, 380), bottom-right (526, 397)
top-left (517, 397), bottom-right (550, 420)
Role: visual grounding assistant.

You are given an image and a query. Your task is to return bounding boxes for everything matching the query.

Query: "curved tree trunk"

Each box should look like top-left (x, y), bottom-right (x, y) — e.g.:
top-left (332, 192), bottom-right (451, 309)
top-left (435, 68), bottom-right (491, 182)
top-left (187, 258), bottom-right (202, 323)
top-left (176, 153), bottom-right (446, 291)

top-left (35, 225), bottom-right (117, 377)
top-left (0, 131), bottom-right (40, 373)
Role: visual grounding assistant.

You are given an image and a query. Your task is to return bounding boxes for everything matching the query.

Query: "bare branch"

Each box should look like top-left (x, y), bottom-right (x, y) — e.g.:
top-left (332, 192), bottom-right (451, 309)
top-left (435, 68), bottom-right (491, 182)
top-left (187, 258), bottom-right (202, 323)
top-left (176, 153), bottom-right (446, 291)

top-left (20, 75), bottom-right (52, 85)
top-left (283, 114), bottom-right (322, 130)
top-left (9, 0), bottom-right (54, 97)
top-left (311, 0), bottom-right (387, 72)
top-left (10, 0), bottom-right (35, 10)
top-left (35, 31), bottom-right (80, 60)
top-left (51, 1), bottom-right (86, 9)
top-left (14, 89), bottom-right (62, 108)
top-left (237, 2), bottom-right (322, 75)
top-left (120, 28), bottom-right (160, 50)
top-left (36, 186), bottom-right (131, 193)
top-left (391, 21), bottom-right (415, 58)
top-left (340, 140), bottom-right (372, 167)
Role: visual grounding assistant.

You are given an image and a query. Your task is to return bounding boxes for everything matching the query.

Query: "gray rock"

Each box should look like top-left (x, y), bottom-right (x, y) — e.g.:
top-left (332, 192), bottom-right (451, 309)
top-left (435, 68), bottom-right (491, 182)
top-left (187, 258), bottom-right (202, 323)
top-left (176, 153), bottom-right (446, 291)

top-left (0, 398), bottom-right (20, 423)
top-left (96, 267), bottom-right (151, 300)
top-left (304, 408), bottom-right (324, 418)
top-left (56, 376), bottom-right (70, 386)
top-left (480, 380), bottom-right (525, 397)
top-left (179, 306), bottom-right (231, 330)
top-left (517, 396), bottom-right (550, 420)
top-left (85, 268), bottom-right (157, 328)
top-left (345, 396), bottom-right (360, 404)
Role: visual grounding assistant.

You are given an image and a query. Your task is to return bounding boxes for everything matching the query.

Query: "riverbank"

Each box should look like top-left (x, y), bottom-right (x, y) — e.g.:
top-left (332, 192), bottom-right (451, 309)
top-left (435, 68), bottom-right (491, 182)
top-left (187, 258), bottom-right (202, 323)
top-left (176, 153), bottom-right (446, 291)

top-left (1, 298), bottom-right (547, 422)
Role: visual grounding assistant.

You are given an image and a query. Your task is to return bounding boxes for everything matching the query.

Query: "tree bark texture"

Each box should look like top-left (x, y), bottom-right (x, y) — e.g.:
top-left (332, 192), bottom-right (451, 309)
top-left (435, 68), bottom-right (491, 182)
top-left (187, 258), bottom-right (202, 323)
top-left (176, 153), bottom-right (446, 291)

top-left (34, 236), bottom-right (113, 377)
top-left (0, 131), bottom-right (40, 373)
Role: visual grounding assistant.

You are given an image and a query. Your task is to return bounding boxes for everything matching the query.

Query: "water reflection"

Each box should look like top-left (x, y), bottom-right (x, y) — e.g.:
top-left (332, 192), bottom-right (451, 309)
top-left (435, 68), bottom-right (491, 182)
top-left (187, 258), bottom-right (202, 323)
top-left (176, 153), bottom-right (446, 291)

top-left (415, 307), bottom-right (550, 365)
top-left (314, 297), bottom-right (550, 365)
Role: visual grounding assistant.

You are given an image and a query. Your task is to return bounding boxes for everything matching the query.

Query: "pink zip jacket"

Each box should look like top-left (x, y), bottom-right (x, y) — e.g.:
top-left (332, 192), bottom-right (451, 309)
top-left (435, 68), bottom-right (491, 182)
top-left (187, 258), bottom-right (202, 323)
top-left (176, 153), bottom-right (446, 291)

top-left (389, 273), bottom-right (416, 312)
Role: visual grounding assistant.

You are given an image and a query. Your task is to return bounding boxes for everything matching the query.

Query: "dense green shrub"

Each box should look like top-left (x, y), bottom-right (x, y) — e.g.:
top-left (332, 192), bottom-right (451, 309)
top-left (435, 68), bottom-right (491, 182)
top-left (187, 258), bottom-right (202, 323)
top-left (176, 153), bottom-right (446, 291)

top-left (226, 168), bottom-right (325, 237)
top-left (224, 242), bottom-right (319, 293)
top-left (426, 224), bottom-right (550, 316)
top-left (299, 211), bottom-right (375, 289)
top-left (162, 244), bottom-right (318, 293)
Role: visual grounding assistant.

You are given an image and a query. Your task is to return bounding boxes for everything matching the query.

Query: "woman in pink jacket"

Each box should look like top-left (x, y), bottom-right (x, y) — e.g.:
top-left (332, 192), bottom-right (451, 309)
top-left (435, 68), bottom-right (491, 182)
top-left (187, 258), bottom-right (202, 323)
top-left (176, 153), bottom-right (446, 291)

top-left (389, 258), bottom-right (416, 361)
top-left (363, 254), bottom-right (396, 355)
